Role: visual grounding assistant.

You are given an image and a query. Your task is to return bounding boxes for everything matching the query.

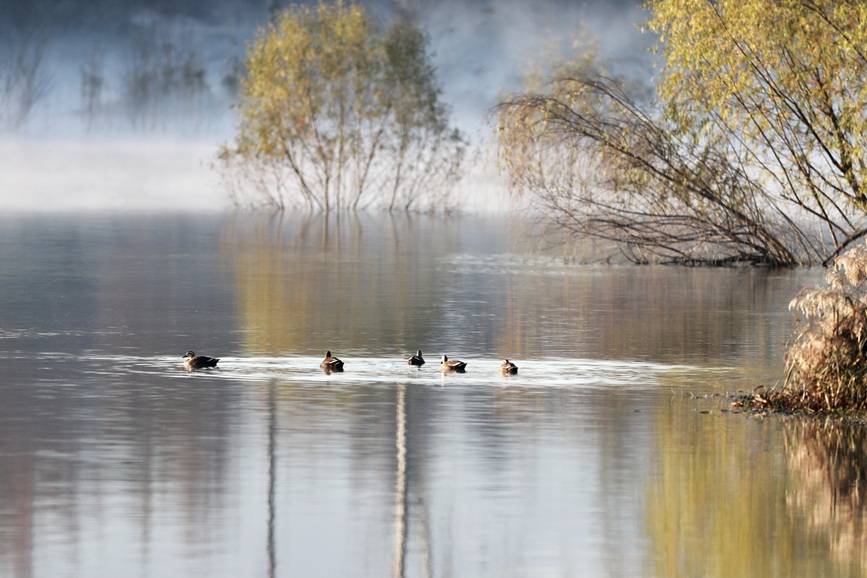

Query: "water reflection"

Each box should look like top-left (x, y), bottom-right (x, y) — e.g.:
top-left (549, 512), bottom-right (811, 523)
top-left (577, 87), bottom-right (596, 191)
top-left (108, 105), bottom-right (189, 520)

top-left (393, 382), bottom-right (408, 577)
top-left (0, 212), bottom-right (854, 577)
top-left (647, 395), bottom-right (867, 578)
top-left (647, 396), bottom-right (791, 578)
top-left (226, 212), bottom-right (472, 358)
top-left (222, 211), bottom-right (815, 376)
top-left (784, 418), bottom-right (867, 573)
top-left (267, 378), bottom-right (277, 578)
top-left (0, 366), bottom-right (243, 577)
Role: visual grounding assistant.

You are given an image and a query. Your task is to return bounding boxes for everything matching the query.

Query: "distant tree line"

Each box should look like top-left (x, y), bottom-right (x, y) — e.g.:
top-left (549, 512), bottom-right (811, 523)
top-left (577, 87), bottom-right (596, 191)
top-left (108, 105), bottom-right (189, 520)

top-left (0, 10), bottom-right (247, 133)
top-left (77, 18), bottom-right (242, 132)
top-left (0, 29), bottom-right (51, 131)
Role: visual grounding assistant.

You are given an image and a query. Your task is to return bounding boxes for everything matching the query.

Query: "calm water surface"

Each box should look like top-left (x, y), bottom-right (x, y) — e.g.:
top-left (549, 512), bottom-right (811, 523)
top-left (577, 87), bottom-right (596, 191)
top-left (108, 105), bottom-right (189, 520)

top-left (1, 212), bottom-right (862, 577)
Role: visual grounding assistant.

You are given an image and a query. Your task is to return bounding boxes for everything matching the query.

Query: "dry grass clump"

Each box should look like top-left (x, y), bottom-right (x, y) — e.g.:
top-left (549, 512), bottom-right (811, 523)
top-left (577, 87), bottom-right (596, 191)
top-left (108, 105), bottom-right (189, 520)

top-left (782, 244), bottom-right (867, 412)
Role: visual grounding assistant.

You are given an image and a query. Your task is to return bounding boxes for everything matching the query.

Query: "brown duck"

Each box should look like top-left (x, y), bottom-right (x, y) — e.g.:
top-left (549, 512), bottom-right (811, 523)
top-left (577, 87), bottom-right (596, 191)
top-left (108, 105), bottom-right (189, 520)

top-left (499, 359), bottom-right (518, 375)
top-left (320, 350), bottom-right (344, 373)
top-left (183, 351), bottom-right (219, 370)
top-left (440, 354), bottom-right (467, 373)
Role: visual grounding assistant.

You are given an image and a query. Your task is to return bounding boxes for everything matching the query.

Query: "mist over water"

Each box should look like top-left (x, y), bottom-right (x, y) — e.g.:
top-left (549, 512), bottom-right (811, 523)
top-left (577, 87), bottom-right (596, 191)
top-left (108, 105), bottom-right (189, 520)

top-left (0, 0), bottom-right (649, 211)
top-left (0, 139), bottom-right (221, 211)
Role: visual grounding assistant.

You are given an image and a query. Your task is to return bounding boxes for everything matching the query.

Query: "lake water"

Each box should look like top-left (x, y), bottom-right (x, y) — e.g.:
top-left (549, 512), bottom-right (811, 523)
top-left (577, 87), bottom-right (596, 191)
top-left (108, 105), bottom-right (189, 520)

top-left (2, 211), bottom-right (864, 577)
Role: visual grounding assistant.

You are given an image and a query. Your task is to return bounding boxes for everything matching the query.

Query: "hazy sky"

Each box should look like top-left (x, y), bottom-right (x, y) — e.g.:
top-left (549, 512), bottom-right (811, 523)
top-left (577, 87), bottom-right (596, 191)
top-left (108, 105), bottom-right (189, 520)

top-left (2, 0), bottom-right (650, 133)
top-left (411, 0), bottom-right (652, 130)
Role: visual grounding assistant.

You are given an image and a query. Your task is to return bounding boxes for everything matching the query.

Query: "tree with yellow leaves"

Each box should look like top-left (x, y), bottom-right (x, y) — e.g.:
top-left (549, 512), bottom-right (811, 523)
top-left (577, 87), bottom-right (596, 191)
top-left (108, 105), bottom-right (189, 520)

top-left (498, 0), bottom-right (867, 265)
top-left (218, 1), bottom-right (465, 211)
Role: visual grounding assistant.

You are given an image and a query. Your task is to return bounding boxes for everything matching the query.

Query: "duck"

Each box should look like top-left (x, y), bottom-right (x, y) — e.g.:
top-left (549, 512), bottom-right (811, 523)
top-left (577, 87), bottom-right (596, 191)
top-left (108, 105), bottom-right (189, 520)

top-left (440, 354), bottom-right (467, 373)
top-left (183, 351), bottom-right (219, 370)
top-left (407, 350), bottom-right (425, 366)
top-left (499, 359), bottom-right (518, 375)
top-left (320, 350), bottom-right (344, 373)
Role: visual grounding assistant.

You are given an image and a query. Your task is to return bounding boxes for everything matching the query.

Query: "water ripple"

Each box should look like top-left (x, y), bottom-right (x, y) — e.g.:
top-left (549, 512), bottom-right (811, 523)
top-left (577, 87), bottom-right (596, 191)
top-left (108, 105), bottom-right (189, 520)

top-left (14, 352), bottom-right (724, 390)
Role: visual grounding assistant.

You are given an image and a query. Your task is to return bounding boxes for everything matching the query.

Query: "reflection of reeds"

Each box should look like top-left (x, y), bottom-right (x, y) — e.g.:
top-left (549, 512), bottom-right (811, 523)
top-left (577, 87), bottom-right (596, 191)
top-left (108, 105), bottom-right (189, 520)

top-left (783, 418), bottom-right (867, 570)
top-left (784, 244), bottom-right (867, 411)
top-left (647, 394), bottom-right (867, 578)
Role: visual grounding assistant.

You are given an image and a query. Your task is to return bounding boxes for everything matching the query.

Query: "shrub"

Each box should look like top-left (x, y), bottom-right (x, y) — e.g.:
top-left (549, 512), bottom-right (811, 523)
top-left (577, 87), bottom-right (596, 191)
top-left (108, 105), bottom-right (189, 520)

top-left (784, 244), bottom-right (867, 411)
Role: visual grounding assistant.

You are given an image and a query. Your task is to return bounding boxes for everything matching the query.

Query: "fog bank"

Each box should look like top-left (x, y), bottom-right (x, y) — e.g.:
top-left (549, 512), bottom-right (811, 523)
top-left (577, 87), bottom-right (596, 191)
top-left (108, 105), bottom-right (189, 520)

top-left (0, 139), bottom-right (223, 212)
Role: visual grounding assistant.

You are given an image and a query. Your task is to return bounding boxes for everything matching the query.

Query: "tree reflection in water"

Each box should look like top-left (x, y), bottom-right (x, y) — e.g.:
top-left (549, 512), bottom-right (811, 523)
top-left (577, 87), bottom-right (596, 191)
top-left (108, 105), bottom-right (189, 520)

top-left (2, 212), bottom-right (854, 576)
top-left (647, 394), bottom-right (867, 578)
top-left (784, 417), bottom-right (867, 572)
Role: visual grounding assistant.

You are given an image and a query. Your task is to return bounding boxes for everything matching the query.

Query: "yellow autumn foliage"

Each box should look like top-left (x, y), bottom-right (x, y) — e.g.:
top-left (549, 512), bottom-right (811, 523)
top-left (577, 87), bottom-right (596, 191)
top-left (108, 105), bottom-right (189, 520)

top-left (496, 0), bottom-right (867, 265)
top-left (218, 1), bottom-right (465, 212)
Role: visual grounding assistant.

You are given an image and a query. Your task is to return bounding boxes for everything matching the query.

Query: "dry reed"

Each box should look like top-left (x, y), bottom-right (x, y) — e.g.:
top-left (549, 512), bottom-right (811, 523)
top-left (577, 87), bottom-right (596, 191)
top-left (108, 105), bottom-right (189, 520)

top-left (779, 244), bottom-right (867, 412)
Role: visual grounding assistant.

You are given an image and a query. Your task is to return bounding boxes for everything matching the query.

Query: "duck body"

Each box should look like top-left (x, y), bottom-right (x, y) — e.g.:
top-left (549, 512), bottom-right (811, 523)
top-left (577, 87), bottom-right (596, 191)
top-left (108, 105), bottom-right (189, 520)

top-left (440, 354), bottom-right (467, 373)
top-left (499, 359), bottom-right (518, 375)
top-left (183, 351), bottom-right (219, 370)
top-left (320, 350), bottom-right (344, 373)
top-left (407, 350), bottom-right (425, 366)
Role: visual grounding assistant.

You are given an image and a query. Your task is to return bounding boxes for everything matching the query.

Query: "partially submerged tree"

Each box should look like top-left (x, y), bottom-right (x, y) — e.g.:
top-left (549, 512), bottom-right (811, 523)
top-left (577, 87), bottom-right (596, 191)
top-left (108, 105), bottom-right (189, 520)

top-left (218, 1), bottom-right (465, 211)
top-left (497, 60), bottom-right (803, 265)
top-left (497, 0), bottom-right (867, 265)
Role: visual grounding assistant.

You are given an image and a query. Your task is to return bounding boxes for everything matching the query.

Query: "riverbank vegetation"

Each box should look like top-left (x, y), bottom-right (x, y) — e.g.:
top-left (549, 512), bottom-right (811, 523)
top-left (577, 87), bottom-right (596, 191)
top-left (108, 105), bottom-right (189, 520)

top-left (497, 0), bottom-right (867, 266)
top-left (217, 1), bottom-right (465, 211)
top-left (736, 243), bottom-right (867, 414)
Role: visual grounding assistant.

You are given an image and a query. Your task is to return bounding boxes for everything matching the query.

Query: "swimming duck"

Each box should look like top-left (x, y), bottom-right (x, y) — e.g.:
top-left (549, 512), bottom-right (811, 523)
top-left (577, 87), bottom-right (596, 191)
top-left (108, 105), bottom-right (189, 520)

top-left (499, 359), bottom-right (518, 375)
top-left (183, 351), bottom-right (219, 370)
top-left (407, 350), bottom-right (425, 366)
top-left (320, 350), bottom-right (344, 373)
top-left (440, 354), bottom-right (467, 373)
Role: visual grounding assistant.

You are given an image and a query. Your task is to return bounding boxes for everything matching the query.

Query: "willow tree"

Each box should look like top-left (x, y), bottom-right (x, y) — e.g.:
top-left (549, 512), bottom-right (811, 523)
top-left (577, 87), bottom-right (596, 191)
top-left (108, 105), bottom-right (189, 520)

top-left (218, 1), bottom-right (465, 211)
top-left (497, 0), bottom-right (867, 265)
